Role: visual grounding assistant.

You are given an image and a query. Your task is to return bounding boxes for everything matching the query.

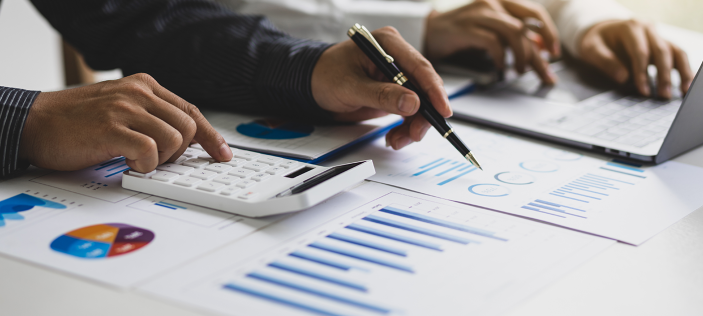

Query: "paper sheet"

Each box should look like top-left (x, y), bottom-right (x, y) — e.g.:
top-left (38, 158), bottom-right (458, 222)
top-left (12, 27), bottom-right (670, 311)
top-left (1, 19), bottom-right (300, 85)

top-left (0, 166), bottom-right (285, 288)
top-left (140, 182), bottom-right (613, 316)
top-left (326, 123), bottom-right (703, 245)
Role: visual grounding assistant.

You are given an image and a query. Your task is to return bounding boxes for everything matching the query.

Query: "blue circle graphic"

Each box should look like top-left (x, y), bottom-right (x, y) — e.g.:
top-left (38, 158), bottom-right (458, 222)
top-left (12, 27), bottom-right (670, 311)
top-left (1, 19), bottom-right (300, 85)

top-left (468, 184), bottom-right (510, 197)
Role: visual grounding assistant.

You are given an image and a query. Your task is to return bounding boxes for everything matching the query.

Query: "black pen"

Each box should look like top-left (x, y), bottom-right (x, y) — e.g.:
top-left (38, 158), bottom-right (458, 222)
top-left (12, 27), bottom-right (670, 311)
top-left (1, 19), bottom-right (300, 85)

top-left (347, 24), bottom-right (482, 170)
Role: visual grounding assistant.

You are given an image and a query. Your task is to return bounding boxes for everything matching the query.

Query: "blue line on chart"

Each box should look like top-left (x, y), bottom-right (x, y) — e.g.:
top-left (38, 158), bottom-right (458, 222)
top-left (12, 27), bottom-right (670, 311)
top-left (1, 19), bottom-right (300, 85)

top-left (106, 163), bottom-right (128, 172)
top-left (345, 224), bottom-right (444, 251)
top-left (563, 185), bottom-right (609, 196)
top-left (155, 203), bottom-right (177, 210)
top-left (436, 163), bottom-right (465, 176)
top-left (555, 189), bottom-right (601, 200)
top-left (527, 203), bottom-right (587, 218)
top-left (363, 215), bottom-right (477, 245)
top-left (156, 201), bottom-right (186, 209)
top-left (326, 233), bottom-right (408, 257)
top-left (379, 207), bottom-right (505, 241)
top-left (247, 272), bottom-right (392, 314)
top-left (535, 199), bottom-right (586, 212)
top-left (600, 167), bottom-right (646, 178)
top-left (606, 162), bottom-right (644, 173)
top-left (549, 192), bottom-right (589, 203)
top-left (268, 261), bottom-right (367, 292)
top-left (586, 173), bottom-right (635, 185)
top-left (105, 167), bottom-right (130, 178)
top-left (289, 251), bottom-right (367, 272)
top-left (438, 167), bottom-right (477, 186)
top-left (309, 242), bottom-right (414, 273)
top-left (414, 160), bottom-right (451, 176)
top-left (420, 158), bottom-right (444, 169)
top-left (571, 180), bottom-right (612, 190)
top-left (223, 282), bottom-right (344, 316)
top-left (577, 177), bottom-right (617, 187)
top-left (458, 165), bottom-right (472, 171)
top-left (521, 206), bottom-right (566, 218)
top-left (95, 157), bottom-right (126, 170)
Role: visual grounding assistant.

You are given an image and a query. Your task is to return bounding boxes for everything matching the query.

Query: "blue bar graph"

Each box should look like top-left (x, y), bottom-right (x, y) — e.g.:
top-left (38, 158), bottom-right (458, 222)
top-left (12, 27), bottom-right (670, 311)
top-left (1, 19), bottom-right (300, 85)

top-left (107, 163), bottom-right (128, 172)
top-left (345, 224), bottom-right (443, 251)
top-left (289, 251), bottom-right (363, 271)
top-left (95, 157), bottom-right (126, 170)
top-left (379, 207), bottom-right (506, 241)
top-left (606, 162), bottom-right (644, 173)
top-left (571, 180), bottom-right (610, 190)
top-left (527, 203), bottom-right (586, 218)
top-left (309, 242), bottom-right (414, 273)
top-left (268, 261), bottom-right (367, 292)
top-left (420, 158), bottom-right (444, 169)
top-left (223, 282), bottom-right (343, 316)
top-left (555, 189), bottom-right (602, 200)
top-left (563, 185), bottom-right (609, 196)
top-left (435, 163), bottom-right (465, 176)
top-left (156, 201), bottom-right (186, 209)
top-left (413, 160), bottom-right (450, 176)
top-left (327, 233), bottom-right (407, 257)
top-left (600, 167), bottom-right (647, 179)
top-left (363, 215), bottom-right (476, 245)
top-left (577, 178), bottom-right (616, 187)
top-left (247, 272), bottom-right (392, 314)
top-left (457, 165), bottom-right (472, 171)
top-left (154, 204), bottom-right (177, 210)
top-left (105, 167), bottom-right (130, 178)
top-left (535, 199), bottom-right (586, 212)
top-left (586, 173), bottom-right (634, 185)
top-left (549, 192), bottom-right (589, 203)
top-left (437, 168), bottom-right (477, 186)
top-left (521, 206), bottom-right (566, 218)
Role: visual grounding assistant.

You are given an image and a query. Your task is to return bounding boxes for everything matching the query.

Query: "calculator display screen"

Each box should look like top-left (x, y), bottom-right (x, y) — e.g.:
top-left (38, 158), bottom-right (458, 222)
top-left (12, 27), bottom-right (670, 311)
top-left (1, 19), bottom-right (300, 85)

top-left (284, 166), bottom-right (315, 178)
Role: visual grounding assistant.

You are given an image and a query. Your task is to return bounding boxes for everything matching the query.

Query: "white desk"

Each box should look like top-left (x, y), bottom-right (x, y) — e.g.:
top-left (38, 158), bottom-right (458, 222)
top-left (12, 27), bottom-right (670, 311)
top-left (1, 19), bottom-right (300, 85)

top-left (2, 24), bottom-right (703, 316)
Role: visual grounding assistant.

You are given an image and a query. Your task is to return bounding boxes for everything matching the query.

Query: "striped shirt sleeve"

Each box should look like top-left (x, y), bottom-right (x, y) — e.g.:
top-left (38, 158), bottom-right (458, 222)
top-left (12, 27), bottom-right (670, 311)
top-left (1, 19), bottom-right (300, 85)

top-left (30, 0), bottom-right (335, 121)
top-left (0, 87), bottom-right (39, 177)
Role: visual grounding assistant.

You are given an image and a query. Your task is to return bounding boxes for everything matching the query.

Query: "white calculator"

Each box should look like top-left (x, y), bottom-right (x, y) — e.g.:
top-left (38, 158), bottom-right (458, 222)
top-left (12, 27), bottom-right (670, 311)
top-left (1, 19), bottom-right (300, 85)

top-left (122, 146), bottom-right (375, 217)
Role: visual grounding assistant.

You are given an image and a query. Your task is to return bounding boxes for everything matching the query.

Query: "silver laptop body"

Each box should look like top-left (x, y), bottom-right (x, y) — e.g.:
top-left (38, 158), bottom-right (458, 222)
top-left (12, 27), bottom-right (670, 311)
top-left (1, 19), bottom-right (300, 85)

top-left (450, 60), bottom-right (703, 163)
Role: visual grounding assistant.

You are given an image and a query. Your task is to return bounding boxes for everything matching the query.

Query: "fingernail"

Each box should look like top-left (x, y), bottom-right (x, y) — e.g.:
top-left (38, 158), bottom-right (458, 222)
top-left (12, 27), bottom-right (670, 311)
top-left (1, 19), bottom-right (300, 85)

top-left (219, 143), bottom-right (233, 161)
top-left (398, 94), bottom-right (417, 115)
top-left (395, 137), bottom-right (413, 150)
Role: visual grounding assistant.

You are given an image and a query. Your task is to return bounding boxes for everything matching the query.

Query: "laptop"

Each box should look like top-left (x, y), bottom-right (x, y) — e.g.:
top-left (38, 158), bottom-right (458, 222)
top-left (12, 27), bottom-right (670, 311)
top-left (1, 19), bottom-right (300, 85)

top-left (450, 57), bottom-right (703, 163)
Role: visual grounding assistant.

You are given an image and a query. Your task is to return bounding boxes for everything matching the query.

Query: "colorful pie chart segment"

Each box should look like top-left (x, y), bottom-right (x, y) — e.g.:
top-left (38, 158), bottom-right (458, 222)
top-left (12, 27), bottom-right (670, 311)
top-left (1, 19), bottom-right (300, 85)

top-left (50, 223), bottom-right (154, 259)
top-left (236, 118), bottom-right (314, 139)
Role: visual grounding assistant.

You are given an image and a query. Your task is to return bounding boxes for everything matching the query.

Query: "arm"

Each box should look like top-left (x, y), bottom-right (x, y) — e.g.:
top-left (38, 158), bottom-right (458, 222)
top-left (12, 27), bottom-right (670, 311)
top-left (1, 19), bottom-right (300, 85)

top-left (0, 87), bottom-right (39, 177)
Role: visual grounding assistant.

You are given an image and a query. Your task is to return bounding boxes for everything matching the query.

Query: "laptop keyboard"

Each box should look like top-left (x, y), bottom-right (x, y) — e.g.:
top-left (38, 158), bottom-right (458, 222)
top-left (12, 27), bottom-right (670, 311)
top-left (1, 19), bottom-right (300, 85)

top-left (543, 93), bottom-right (681, 148)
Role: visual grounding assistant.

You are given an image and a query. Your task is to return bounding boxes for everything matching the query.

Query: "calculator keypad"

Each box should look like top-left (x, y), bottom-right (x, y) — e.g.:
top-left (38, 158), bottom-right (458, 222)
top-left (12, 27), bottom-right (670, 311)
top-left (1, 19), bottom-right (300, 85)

top-left (141, 146), bottom-right (314, 201)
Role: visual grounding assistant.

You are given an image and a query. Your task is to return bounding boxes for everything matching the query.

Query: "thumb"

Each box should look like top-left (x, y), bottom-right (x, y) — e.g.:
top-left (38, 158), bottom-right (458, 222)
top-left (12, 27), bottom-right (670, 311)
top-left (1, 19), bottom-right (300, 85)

top-left (354, 80), bottom-right (420, 116)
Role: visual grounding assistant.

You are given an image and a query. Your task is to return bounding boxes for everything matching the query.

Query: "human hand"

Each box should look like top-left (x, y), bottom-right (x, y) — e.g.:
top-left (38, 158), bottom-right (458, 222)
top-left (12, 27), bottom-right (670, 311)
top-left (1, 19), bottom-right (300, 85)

top-left (424, 0), bottom-right (560, 84)
top-left (19, 73), bottom-right (232, 173)
top-left (311, 26), bottom-right (451, 150)
top-left (580, 19), bottom-right (693, 98)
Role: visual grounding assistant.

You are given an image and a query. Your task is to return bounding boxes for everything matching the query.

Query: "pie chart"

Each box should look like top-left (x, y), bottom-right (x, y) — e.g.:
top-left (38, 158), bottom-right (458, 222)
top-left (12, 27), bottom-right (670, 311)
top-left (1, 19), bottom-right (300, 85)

top-left (236, 118), bottom-right (314, 139)
top-left (50, 223), bottom-right (154, 259)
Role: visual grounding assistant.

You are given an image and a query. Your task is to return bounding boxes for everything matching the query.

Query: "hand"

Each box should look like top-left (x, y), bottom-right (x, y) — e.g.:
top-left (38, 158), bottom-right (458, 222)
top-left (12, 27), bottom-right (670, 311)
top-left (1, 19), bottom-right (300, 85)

top-left (424, 0), bottom-right (560, 84)
top-left (19, 73), bottom-right (233, 173)
top-left (311, 26), bottom-right (451, 150)
top-left (580, 19), bottom-right (693, 98)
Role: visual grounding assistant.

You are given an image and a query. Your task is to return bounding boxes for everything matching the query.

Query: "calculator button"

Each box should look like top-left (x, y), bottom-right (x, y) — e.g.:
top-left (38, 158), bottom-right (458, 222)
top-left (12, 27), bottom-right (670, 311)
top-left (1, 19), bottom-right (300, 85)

top-left (265, 167), bottom-right (286, 175)
top-left (183, 158), bottom-right (210, 168)
top-left (243, 162), bottom-right (267, 172)
top-left (212, 174), bottom-right (240, 185)
top-left (220, 187), bottom-right (241, 196)
top-left (235, 180), bottom-right (257, 189)
top-left (222, 158), bottom-right (247, 167)
top-left (174, 176), bottom-right (202, 187)
top-left (234, 151), bottom-right (259, 161)
top-left (250, 173), bottom-right (271, 182)
top-left (190, 170), bottom-right (217, 180)
top-left (182, 148), bottom-right (203, 158)
top-left (151, 171), bottom-right (179, 182)
top-left (238, 191), bottom-right (257, 200)
top-left (197, 182), bottom-right (224, 192)
top-left (279, 161), bottom-right (300, 169)
top-left (156, 163), bottom-right (194, 175)
top-left (174, 156), bottom-right (188, 164)
top-left (228, 168), bottom-right (255, 178)
top-left (257, 156), bottom-right (282, 165)
top-left (129, 170), bottom-right (155, 178)
top-left (205, 163), bottom-right (233, 173)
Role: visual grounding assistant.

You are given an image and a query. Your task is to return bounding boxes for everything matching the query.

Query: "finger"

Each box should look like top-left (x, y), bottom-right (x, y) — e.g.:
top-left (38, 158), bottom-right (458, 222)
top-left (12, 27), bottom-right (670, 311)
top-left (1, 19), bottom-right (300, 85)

top-left (110, 127), bottom-right (159, 173)
top-left (465, 27), bottom-right (506, 69)
top-left (527, 38), bottom-right (556, 84)
top-left (141, 95), bottom-right (198, 161)
top-left (581, 36), bottom-right (630, 84)
top-left (470, 11), bottom-right (528, 73)
top-left (127, 110), bottom-right (183, 165)
top-left (372, 27), bottom-right (452, 118)
top-left (672, 44), bottom-right (693, 94)
top-left (407, 115), bottom-right (432, 142)
top-left (501, 0), bottom-right (561, 57)
top-left (385, 118), bottom-right (415, 150)
top-left (135, 74), bottom-right (233, 162)
top-left (620, 22), bottom-right (651, 96)
top-left (645, 26), bottom-right (673, 99)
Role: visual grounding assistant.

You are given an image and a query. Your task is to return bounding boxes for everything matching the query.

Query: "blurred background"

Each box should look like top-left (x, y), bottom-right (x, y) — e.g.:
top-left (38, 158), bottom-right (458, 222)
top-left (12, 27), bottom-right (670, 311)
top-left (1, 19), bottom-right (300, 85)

top-left (0, 0), bottom-right (701, 92)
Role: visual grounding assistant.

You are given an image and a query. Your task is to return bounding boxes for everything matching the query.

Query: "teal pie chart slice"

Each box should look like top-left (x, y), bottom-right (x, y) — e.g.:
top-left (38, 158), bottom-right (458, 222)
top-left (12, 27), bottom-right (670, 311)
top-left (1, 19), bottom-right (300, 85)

top-left (236, 119), bottom-right (314, 139)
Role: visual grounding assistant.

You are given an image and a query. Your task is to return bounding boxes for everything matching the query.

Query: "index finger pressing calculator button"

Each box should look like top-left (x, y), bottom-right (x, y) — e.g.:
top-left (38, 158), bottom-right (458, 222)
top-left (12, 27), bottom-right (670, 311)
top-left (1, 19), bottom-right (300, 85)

top-left (122, 146), bottom-right (375, 217)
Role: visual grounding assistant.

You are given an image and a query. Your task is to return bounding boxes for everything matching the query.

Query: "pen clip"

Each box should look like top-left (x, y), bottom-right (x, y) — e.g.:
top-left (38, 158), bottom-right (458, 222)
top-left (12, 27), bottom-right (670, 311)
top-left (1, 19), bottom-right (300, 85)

top-left (347, 23), bottom-right (395, 64)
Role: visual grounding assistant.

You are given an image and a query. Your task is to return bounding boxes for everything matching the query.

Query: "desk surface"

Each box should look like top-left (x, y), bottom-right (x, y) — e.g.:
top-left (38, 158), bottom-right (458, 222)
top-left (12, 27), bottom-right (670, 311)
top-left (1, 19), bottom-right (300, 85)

top-left (2, 24), bottom-right (703, 316)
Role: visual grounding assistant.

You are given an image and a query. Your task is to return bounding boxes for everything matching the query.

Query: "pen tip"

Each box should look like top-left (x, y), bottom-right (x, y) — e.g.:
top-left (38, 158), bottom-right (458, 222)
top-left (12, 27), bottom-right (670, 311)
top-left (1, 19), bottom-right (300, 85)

top-left (465, 152), bottom-right (483, 171)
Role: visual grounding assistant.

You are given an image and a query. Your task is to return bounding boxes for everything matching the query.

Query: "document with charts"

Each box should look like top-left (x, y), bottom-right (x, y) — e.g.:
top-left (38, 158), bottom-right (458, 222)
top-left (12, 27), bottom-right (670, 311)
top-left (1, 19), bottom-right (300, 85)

top-left (140, 182), bottom-right (613, 316)
top-left (203, 111), bottom-right (401, 161)
top-left (329, 124), bottom-right (703, 245)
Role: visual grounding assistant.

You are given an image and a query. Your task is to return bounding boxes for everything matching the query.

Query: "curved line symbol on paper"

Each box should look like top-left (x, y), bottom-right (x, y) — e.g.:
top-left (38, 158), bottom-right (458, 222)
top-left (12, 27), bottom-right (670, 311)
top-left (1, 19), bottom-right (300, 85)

top-left (468, 184), bottom-right (510, 197)
top-left (0, 193), bottom-right (67, 227)
top-left (50, 223), bottom-right (154, 259)
top-left (494, 172), bottom-right (535, 185)
top-left (236, 118), bottom-right (315, 139)
top-left (519, 160), bottom-right (560, 173)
